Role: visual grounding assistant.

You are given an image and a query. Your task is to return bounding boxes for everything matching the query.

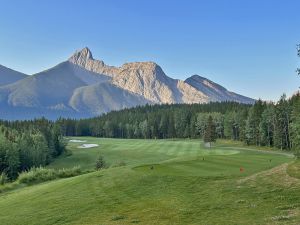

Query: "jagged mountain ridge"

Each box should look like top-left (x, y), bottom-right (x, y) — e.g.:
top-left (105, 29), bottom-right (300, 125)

top-left (69, 47), bottom-right (254, 105)
top-left (0, 47), bottom-right (255, 119)
top-left (68, 47), bottom-right (120, 77)
top-left (110, 62), bottom-right (209, 104)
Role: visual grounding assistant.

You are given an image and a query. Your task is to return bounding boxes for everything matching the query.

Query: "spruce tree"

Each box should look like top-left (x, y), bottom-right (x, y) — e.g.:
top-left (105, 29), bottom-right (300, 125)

top-left (204, 115), bottom-right (216, 147)
top-left (291, 93), bottom-right (300, 157)
top-left (95, 155), bottom-right (106, 170)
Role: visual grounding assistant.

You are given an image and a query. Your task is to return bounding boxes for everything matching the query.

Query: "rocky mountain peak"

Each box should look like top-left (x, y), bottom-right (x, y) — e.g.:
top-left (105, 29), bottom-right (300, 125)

top-left (69, 47), bottom-right (95, 64)
top-left (68, 47), bottom-right (120, 76)
top-left (78, 47), bottom-right (93, 59)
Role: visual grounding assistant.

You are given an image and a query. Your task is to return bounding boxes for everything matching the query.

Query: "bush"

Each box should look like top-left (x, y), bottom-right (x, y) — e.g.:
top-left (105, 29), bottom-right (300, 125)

top-left (18, 166), bottom-right (82, 185)
top-left (57, 166), bottom-right (81, 178)
top-left (18, 167), bottom-right (56, 184)
top-left (95, 155), bottom-right (107, 170)
top-left (0, 173), bottom-right (8, 185)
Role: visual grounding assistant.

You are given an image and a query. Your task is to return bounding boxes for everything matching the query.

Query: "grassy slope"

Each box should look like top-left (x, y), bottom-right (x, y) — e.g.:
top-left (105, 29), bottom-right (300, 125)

top-left (287, 160), bottom-right (300, 179)
top-left (0, 138), bottom-right (299, 225)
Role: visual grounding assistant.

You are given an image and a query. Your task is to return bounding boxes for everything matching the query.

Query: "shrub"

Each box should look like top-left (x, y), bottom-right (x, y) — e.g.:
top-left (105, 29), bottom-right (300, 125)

top-left (57, 166), bottom-right (81, 178)
top-left (0, 182), bottom-right (15, 193)
top-left (18, 166), bottom-right (82, 185)
top-left (18, 167), bottom-right (56, 184)
top-left (0, 173), bottom-right (8, 185)
top-left (95, 155), bottom-right (106, 170)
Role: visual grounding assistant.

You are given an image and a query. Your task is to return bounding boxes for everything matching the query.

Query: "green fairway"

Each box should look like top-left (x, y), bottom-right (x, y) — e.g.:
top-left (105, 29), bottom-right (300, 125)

top-left (0, 138), bottom-right (299, 225)
top-left (49, 138), bottom-right (289, 171)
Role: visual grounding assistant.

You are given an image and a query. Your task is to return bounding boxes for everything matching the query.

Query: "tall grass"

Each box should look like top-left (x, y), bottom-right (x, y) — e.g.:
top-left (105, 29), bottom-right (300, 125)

top-left (18, 166), bottom-right (82, 185)
top-left (0, 166), bottom-right (82, 193)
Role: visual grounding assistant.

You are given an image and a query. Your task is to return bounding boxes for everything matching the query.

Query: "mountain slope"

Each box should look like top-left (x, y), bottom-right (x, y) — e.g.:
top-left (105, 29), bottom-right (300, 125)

top-left (0, 61), bottom-right (110, 108)
top-left (0, 61), bottom-right (114, 120)
top-left (0, 60), bottom-right (151, 119)
top-left (111, 62), bottom-right (209, 104)
top-left (0, 64), bottom-right (27, 86)
top-left (69, 82), bottom-right (151, 115)
top-left (185, 75), bottom-right (255, 104)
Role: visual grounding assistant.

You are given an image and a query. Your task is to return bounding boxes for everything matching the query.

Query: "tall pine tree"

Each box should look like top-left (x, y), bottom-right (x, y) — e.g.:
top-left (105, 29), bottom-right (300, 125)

top-left (204, 115), bottom-right (216, 147)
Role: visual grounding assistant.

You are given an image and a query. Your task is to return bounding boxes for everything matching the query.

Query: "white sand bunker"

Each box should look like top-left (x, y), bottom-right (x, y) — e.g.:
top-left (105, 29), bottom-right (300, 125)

top-left (69, 139), bottom-right (87, 143)
top-left (78, 144), bottom-right (99, 149)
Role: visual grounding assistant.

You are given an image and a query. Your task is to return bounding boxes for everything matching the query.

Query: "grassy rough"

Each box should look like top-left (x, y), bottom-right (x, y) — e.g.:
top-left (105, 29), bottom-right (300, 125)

top-left (18, 166), bottom-right (82, 185)
top-left (287, 160), bottom-right (300, 179)
top-left (0, 138), bottom-right (298, 225)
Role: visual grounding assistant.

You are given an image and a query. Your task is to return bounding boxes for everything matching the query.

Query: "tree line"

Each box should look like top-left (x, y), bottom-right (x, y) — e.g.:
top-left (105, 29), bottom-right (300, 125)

top-left (0, 118), bottom-right (65, 180)
top-left (56, 102), bottom-right (250, 139)
top-left (56, 93), bottom-right (300, 155)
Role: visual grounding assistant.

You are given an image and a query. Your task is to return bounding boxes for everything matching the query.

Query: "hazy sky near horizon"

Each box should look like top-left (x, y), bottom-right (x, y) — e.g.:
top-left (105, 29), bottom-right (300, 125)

top-left (0, 0), bottom-right (299, 101)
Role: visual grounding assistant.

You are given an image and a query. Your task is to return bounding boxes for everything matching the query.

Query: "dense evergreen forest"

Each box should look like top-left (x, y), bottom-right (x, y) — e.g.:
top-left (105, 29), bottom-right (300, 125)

top-left (56, 93), bottom-right (300, 155)
top-left (0, 119), bottom-right (65, 180)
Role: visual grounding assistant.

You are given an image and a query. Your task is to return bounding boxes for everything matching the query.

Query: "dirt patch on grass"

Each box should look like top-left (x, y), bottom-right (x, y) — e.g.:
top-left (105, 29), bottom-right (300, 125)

top-left (265, 208), bottom-right (300, 225)
top-left (237, 163), bottom-right (299, 187)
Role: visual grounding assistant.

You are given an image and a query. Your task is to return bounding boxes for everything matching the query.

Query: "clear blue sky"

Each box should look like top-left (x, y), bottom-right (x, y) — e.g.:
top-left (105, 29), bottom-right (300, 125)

top-left (0, 0), bottom-right (299, 100)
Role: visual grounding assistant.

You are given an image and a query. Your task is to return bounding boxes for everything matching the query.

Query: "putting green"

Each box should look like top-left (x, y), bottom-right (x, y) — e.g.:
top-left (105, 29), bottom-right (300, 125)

top-left (196, 149), bottom-right (240, 155)
top-left (133, 156), bottom-right (262, 177)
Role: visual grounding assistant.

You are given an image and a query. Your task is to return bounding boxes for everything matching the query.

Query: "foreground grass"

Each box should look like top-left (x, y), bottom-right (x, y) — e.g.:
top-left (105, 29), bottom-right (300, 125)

top-left (0, 138), bottom-right (299, 225)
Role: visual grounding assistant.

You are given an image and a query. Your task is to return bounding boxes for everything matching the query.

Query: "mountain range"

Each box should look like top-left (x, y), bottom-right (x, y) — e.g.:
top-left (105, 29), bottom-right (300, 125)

top-left (0, 47), bottom-right (255, 120)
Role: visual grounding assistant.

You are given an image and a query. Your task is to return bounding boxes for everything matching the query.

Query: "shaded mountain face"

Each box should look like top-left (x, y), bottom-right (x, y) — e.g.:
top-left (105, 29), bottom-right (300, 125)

top-left (0, 47), bottom-right (255, 119)
top-left (0, 65), bottom-right (27, 86)
top-left (0, 59), bottom-right (151, 119)
top-left (69, 82), bottom-right (151, 115)
top-left (0, 61), bottom-right (110, 108)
